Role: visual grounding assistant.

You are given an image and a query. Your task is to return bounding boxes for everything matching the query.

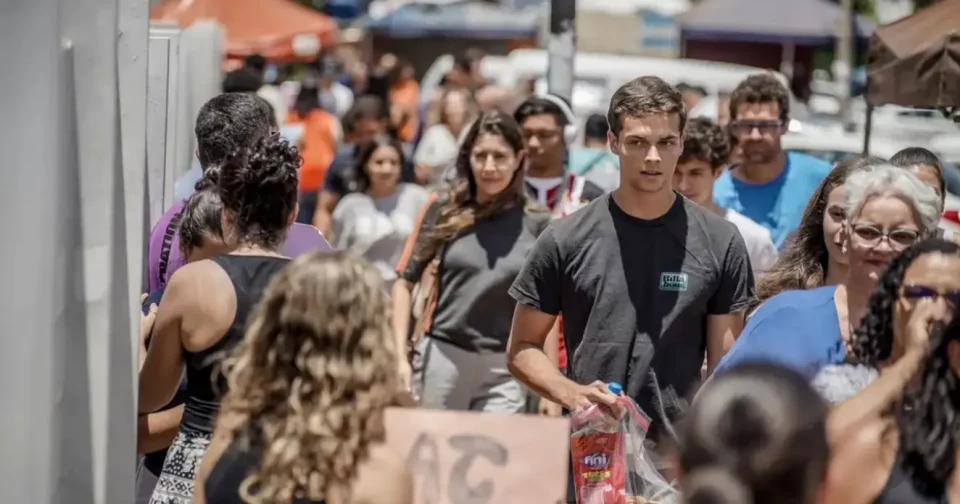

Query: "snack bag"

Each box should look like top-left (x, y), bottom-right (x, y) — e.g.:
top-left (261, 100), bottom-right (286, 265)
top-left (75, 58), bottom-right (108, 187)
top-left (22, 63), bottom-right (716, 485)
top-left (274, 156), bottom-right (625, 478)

top-left (570, 419), bottom-right (625, 504)
top-left (570, 383), bottom-right (679, 504)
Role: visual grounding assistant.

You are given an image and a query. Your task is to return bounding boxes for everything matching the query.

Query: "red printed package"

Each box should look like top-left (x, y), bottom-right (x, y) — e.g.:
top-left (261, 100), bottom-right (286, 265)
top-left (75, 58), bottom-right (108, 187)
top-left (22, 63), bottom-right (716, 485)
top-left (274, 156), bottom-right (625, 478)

top-left (569, 383), bottom-right (678, 504)
top-left (571, 423), bottom-right (627, 504)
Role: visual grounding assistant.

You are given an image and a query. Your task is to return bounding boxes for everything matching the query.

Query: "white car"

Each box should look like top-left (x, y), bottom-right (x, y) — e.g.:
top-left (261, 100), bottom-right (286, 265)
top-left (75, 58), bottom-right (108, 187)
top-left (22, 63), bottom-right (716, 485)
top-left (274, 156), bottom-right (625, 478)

top-left (782, 130), bottom-right (960, 234)
top-left (780, 130), bottom-right (908, 163)
top-left (498, 48), bottom-right (791, 99)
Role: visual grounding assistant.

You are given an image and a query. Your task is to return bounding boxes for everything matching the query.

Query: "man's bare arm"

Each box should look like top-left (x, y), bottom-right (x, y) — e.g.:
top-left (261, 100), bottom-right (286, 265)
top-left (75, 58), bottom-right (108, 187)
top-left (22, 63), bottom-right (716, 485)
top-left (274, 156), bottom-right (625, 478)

top-left (507, 304), bottom-right (582, 409)
top-left (704, 312), bottom-right (743, 376)
top-left (313, 190), bottom-right (340, 239)
top-left (137, 405), bottom-right (184, 454)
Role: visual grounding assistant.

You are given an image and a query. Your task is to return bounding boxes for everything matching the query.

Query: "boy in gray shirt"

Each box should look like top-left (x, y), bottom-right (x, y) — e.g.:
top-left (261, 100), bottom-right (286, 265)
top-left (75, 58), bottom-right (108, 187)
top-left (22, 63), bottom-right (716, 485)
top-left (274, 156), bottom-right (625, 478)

top-left (507, 77), bottom-right (753, 470)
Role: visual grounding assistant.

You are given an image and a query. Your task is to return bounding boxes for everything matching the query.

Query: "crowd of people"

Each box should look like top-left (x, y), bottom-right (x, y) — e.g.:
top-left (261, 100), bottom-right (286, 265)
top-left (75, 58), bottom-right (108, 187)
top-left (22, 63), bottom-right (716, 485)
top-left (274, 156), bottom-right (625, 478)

top-left (133, 48), bottom-right (960, 504)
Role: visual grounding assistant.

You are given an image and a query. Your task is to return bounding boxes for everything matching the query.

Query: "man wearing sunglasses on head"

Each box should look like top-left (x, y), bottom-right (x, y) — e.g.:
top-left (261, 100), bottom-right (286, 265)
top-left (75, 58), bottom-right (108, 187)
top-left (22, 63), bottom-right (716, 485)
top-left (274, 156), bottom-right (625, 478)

top-left (713, 74), bottom-right (832, 248)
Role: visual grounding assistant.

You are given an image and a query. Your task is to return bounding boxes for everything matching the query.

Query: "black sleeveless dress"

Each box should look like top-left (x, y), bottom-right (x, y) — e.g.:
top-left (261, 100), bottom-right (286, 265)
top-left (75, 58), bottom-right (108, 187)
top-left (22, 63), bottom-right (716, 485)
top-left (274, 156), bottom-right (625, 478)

top-left (149, 255), bottom-right (290, 504)
top-left (204, 436), bottom-right (326, 503)
top-left (875, 444), bottom-right (948, 504)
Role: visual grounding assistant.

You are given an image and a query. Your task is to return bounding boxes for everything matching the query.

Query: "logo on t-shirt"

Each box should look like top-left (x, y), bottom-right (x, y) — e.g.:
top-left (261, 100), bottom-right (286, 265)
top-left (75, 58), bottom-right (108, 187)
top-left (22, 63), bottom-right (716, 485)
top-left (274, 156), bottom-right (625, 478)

top-left (659, 272), bottom-right (688, 291)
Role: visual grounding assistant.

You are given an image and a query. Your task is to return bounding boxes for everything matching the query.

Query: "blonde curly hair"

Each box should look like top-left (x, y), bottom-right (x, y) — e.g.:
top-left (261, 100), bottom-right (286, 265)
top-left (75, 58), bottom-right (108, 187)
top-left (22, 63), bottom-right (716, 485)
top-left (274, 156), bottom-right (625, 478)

top-left (218, 250), bottom-right (398, 504)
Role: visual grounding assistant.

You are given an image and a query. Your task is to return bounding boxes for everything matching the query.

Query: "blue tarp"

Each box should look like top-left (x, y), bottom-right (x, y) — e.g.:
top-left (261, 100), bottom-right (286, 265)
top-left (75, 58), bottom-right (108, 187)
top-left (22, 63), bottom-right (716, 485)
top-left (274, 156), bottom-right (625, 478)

top-left (361, 1), bottom-right (541, 38)
top-left (678, 0), bottom-right (874, 45)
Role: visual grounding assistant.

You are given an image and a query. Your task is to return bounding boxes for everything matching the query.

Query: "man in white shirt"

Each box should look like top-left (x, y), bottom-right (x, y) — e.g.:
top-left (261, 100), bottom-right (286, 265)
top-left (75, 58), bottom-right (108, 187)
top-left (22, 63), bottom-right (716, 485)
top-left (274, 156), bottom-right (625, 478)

top-left (674, 117), bottom-right (778, 275)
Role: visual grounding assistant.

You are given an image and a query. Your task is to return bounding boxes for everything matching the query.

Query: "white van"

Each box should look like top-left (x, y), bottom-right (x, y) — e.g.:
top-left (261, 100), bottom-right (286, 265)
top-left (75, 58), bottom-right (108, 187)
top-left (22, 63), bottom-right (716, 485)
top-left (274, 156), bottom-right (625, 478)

top-left (498, 48), bottom-right (791, 98)
top-left (780, 129), bottom-right (908, 164)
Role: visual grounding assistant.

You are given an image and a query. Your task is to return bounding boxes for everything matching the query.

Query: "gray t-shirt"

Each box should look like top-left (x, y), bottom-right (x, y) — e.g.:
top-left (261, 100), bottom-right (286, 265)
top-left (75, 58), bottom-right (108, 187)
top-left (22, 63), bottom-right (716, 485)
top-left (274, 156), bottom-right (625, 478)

top-left (332, 183), bottom-right (430, 280)
top-left (509, 193), bottom-right (753, 444)
top-left (397, 196), bottom-right (552, 353)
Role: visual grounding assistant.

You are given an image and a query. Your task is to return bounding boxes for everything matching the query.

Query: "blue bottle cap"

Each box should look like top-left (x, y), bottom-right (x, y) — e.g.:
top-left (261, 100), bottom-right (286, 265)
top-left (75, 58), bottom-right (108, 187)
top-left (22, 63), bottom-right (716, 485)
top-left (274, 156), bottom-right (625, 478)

top-left (607, 382), bottom-right (623, 395)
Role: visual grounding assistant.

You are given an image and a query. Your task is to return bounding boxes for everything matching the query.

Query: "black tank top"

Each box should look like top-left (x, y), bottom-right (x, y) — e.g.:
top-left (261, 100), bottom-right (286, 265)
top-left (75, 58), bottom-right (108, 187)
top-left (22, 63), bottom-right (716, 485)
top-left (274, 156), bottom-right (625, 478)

top-left (875, 444), bottom-right (947, 504)
top-left (204, 436), bottom-right (326, 504)
top-left (180, 255), bottom-right (290, 434)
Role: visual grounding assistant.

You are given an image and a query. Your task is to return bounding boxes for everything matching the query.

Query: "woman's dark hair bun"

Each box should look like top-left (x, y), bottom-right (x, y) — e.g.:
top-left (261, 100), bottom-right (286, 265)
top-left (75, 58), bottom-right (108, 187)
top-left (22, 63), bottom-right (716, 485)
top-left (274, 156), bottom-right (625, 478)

top-left (195, 165), bottom-right (221, 192)
top-left (217, 135), bottom-right (301, 247)
top-left (684, 467), bottom-right (753, 504)
top-left (717, 396), bottom-right (771, 453)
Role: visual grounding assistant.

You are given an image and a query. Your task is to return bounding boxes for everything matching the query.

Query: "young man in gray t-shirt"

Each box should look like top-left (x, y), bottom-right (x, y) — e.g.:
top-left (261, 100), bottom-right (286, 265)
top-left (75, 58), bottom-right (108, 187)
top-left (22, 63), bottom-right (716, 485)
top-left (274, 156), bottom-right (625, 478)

top-left (507, 77), bottom-right (754, 459)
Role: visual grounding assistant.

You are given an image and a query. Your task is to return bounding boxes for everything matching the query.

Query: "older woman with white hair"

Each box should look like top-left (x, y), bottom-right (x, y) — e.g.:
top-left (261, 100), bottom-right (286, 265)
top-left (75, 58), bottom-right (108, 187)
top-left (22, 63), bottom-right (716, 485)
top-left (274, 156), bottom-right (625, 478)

top-left (714, 163), bottom-right (941, 383)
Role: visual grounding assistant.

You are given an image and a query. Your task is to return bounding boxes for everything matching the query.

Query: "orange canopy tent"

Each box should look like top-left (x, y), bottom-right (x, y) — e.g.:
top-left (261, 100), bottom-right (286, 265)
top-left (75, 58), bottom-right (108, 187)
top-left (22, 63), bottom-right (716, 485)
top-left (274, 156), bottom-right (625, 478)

top-left (151, 0), bottom-right (340, 61)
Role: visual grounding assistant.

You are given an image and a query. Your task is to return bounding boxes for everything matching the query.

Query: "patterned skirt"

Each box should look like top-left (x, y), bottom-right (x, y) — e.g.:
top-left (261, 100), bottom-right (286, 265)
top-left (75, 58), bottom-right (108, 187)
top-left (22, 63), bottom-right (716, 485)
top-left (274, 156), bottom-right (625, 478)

top-left (148, 429), bottom-right (212, 504)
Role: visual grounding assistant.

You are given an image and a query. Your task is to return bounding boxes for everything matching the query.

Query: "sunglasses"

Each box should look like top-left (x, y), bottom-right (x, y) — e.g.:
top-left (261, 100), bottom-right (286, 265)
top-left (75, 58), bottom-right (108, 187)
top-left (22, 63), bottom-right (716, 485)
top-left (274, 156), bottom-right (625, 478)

top-left (901, 284), bottom-right (960, 306)
top-left (729, 120), bottom-right (782, 134)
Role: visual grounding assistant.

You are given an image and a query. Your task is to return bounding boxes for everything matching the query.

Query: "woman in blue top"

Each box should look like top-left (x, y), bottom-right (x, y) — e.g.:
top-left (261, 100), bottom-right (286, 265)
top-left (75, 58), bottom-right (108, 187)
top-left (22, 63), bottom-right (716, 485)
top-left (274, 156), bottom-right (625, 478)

top-left (715, 163), bottom-right (942, 378)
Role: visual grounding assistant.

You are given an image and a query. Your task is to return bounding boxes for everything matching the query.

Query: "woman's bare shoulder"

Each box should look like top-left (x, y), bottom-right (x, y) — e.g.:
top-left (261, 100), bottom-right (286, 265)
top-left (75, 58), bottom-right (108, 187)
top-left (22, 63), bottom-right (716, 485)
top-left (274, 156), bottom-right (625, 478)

top-left (824, 416), bottom-right (896, 504)
top-left (167, 258), bottom-right (230, 292)
top-left (341, 444), bottom-right (413, 504)
top-left (168, 258), bottom-right (237, 349)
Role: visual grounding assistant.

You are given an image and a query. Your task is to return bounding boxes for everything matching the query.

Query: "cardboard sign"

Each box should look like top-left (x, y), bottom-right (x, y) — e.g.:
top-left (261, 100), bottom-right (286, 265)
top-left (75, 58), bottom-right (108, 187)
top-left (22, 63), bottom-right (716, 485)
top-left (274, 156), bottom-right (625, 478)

top-left (384, 408), bottom-right (570, 504)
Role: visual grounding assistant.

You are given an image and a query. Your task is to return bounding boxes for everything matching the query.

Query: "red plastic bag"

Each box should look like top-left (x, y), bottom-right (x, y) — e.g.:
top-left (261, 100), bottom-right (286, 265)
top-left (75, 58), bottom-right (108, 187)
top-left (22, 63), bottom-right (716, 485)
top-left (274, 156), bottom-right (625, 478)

top-left (569, 383), bottom-right (678, 504)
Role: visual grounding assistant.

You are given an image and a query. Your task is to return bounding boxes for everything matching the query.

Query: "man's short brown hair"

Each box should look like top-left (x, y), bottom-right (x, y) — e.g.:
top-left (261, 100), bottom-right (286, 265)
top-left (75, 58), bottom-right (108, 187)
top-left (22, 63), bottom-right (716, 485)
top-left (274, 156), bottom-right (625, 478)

top-left (728, 73), bottom-right (790, 122)
top-left (679, 117), bottom-right (731, 170)
top-left (607, 76), bottom-right (686, 137)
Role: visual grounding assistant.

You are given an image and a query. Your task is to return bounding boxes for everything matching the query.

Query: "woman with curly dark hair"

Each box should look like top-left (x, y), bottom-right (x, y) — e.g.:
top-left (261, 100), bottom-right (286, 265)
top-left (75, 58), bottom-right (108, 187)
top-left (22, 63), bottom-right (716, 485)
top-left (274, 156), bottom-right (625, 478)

top-left (391, 110), bottom-right (551, 412)
top-left (331, 134), bottom-right (429, 280)
top-left (715, 164), bottom-right (941, 379)
top-left (754, 155), bottom-right (884, 305)
top-left (821, 238), bottom-right (960, 441)
top-left (138, 136), bottom-right (300, 504)
top-left (825, 284), bottom-right (960, 503)
top-left (193, 251), bottom-right (411, 504)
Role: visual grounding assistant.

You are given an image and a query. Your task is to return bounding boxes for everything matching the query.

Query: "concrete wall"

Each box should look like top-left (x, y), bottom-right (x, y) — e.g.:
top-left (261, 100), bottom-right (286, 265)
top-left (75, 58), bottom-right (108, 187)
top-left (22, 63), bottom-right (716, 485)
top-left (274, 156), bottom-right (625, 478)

top-left (0, 0), bottom-right (149, 501)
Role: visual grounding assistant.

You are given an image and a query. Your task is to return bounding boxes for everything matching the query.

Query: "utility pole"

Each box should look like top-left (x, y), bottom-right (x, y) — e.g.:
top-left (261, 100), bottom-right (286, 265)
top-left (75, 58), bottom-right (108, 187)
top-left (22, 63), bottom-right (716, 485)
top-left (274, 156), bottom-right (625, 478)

top-left (547, 0), bottom-right (576, 103)
top-left (834, 0), bottom-right (855, 128)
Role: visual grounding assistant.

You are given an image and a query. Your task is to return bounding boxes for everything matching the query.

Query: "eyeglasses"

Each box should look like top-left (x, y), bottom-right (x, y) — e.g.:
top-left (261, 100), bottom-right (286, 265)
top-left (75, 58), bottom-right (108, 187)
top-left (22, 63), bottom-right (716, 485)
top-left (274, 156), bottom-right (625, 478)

top-left (729, 120), bottom-right (782, 135)
top-left (849, 223), bottom-right (921, 250)
top-left (900, 284), bottom-right (960, 306)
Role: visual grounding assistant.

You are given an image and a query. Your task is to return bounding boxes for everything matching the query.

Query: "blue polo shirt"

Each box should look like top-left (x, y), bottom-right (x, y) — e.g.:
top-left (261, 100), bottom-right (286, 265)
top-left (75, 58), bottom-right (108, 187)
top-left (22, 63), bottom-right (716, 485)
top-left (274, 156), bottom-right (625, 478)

top-left (715, 286), bottom-right (845, 379)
